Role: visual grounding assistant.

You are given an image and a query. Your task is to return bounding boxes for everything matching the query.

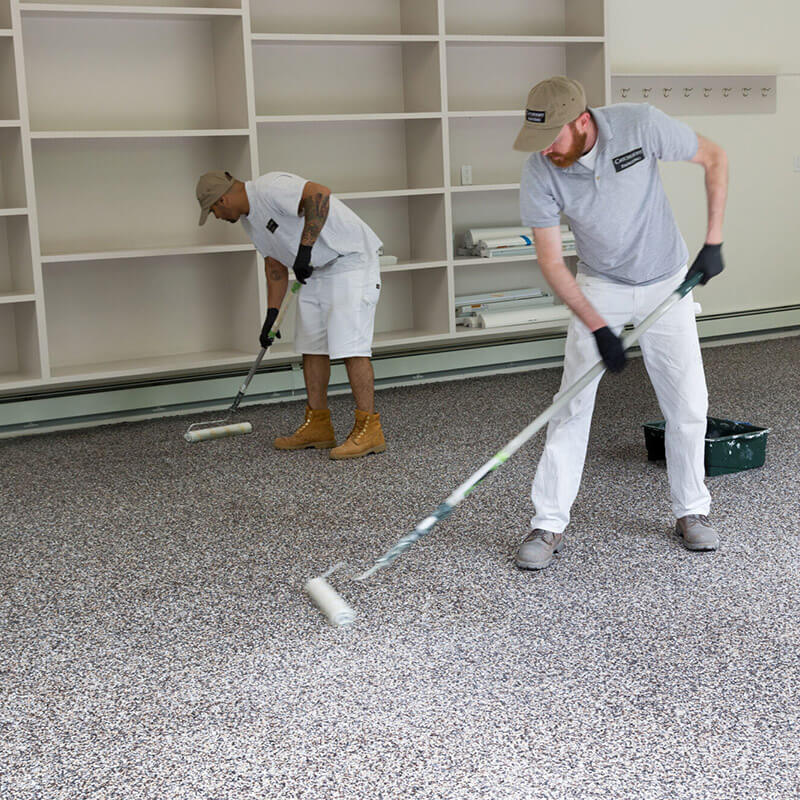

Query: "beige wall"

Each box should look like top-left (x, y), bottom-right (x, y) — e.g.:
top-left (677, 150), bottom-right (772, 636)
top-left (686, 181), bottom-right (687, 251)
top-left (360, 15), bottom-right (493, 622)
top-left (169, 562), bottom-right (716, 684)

top-left (608, 0), bottom-right (800, 314)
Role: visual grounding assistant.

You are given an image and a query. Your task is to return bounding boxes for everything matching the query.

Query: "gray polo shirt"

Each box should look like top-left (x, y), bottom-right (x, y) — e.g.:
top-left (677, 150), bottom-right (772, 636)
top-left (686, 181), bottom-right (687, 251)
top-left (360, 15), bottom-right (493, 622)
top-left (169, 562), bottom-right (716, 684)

top-left (520, 103), bottom-right (699, 285)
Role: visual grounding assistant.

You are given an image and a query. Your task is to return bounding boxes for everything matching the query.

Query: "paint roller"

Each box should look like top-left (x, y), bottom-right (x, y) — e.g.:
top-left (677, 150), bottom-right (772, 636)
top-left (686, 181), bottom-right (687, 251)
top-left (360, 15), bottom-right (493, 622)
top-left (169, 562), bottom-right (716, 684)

top-left (303, 564), bottom-right (356, 627)
top-left (304, 272), bottom-right (704, 627)
top-left (183, 282), bottom-right (301, 443)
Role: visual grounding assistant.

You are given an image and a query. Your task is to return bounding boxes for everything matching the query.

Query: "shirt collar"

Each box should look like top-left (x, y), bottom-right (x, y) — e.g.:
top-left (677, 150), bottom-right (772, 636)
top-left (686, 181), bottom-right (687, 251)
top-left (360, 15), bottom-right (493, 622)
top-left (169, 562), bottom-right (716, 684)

top-left (558, 107), bottom-right (614, 175)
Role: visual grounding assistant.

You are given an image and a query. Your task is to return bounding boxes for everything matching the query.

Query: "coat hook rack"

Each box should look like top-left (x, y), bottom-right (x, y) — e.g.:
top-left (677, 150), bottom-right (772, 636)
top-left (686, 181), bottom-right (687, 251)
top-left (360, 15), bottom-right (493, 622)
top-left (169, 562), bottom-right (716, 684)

top-left (611, 74), bottom-right (776, 115)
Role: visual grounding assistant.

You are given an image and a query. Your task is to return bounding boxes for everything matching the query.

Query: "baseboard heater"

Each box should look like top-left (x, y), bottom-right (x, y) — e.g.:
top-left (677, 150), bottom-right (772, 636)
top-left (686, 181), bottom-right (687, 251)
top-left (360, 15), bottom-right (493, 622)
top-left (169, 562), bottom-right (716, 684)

top-left (1, 304), bottom-right (799, 437)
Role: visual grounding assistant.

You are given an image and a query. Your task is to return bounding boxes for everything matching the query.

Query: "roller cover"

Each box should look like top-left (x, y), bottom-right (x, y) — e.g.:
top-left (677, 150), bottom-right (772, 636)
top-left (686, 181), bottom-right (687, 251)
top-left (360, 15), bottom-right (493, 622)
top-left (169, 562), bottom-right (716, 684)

top-left (478, 235), bottom-right (534, 250)
top-left (304, 577), bottom-right (356, 627)
top-left (465, 224), bottom-right (571, 247)
top-left (184, 422), bottom-right (253, 443)
top-left (464, 226), bottom-right (531, 247)
top-left (478, 305), bottom-right (571, 329)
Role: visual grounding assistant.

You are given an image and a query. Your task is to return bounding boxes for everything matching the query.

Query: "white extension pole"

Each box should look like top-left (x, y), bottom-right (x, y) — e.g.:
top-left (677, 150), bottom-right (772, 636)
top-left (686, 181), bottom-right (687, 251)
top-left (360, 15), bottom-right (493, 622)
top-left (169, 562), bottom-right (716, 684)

top-left (355, 272), bottom-right (704, 580)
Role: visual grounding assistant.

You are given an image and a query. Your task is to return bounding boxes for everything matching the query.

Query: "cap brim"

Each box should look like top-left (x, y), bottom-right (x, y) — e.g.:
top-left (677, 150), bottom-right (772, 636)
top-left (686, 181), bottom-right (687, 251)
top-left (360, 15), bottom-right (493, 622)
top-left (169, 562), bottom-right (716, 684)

top-left (198, 206), bottom-right (211, 226)
top-left (513, 124), bottom-right (561, 153)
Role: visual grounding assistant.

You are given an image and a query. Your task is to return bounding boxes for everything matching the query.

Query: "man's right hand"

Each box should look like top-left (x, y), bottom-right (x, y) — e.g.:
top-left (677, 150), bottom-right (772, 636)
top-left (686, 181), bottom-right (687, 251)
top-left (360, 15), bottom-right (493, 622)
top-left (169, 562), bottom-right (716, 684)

top-left (592, 326), bottom-right (627, 373)
top-left (260, 307), bottom-right (281, 349)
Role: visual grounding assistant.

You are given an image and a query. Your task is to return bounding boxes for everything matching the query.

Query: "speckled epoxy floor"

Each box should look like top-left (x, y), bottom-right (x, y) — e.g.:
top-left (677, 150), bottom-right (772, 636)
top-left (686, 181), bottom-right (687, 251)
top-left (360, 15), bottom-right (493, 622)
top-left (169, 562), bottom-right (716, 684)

top-left (2, 336), bottom-right (799, 800)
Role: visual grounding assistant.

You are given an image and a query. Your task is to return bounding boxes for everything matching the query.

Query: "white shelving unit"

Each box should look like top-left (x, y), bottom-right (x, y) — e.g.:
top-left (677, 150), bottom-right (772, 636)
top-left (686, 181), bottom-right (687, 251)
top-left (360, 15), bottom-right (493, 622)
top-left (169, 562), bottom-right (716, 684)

top-left (0, 0), bottom-right (608, 393)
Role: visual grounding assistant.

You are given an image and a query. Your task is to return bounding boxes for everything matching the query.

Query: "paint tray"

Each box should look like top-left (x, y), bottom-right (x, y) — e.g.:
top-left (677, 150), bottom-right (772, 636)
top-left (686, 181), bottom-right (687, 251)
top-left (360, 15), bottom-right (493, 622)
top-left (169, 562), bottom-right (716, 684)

top-left (643, 416), bottom-right (771, 476)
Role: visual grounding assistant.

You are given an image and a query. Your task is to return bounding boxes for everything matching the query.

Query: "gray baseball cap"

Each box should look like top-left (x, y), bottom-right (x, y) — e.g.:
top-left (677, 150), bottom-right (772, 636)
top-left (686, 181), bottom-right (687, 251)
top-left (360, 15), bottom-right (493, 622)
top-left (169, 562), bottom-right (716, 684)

top-left (513, 76), bottom-right (587, 152)
top-left (196, 170), bottom-right (236, 225)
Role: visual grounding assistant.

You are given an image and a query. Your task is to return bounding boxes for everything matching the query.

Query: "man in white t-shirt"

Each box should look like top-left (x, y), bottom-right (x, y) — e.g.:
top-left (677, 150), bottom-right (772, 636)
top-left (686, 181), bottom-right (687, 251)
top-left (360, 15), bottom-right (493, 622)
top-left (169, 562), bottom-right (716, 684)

top-left (195, 170), bottom-right (386, 459)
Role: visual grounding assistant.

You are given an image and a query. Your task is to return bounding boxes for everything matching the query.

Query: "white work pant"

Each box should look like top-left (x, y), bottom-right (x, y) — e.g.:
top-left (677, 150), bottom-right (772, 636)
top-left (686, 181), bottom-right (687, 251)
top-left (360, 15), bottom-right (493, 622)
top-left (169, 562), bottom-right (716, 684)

top-left (531, 268), bottom-right (711, 533)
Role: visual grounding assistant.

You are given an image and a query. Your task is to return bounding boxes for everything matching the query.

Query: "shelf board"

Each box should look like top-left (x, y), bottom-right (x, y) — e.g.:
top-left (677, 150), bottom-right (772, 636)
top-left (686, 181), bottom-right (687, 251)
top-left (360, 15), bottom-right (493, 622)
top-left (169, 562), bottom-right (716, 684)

top-left (448, 110), bottom-right (521, 118)
top-left (445, 35), bottom-right (605, 45)
top-left (40, 243), bottom-right (256, 264)
top-left (0, 371), bottom-right (42, 389)
top-left (451, 183), bottom-right (520, 193)
top-left (0, 120), bottom-right (22, 127)
top-left (256, 112), bottom-right (442, 124)
top-left (455, 250), bottom-right (576, 266)
top-left (0, 29), bottom-right (13, 37)
top-left (30, 129), bottom-right (250, 140)
top-left (251, 33), bottom-right (439, 44)
top-left (380, 259), bottom-right (447, 274)
top-left (455, 254), bottom-right (537, 267)
top-left (338, 188), bottom-right (445, 200)
top-left (20, 4), bottom-right (243, 19)
top-left (0, 208), bottom-right (28, 217)
top-left (0, 292), bottom-right (36, 305)
top-left (49, 350), bottom-right (256, 382)
top-left (373, 329), bottom-right (451, 348)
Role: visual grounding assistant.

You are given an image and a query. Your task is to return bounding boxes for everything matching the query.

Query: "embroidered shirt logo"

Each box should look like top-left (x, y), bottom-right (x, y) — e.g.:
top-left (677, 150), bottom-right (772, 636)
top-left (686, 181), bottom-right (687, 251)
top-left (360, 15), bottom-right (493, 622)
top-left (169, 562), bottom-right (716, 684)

top-left (612, 148), bottom-right (646, 172)
top-left (526, 109), bottom-right (546, 124)
top-left (266, 218), bottom-right (279, 233)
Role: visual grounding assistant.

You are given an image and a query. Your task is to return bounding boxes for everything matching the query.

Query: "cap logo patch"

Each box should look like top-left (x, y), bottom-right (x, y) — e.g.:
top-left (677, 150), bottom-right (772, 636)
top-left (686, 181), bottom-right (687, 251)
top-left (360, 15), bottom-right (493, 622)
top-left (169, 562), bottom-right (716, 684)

top-left (526, 109), bottom-right (546, 124)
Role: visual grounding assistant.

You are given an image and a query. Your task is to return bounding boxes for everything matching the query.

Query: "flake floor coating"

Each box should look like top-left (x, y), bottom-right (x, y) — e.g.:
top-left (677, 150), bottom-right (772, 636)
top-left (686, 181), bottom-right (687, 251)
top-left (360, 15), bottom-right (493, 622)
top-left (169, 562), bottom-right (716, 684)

top-left (2, 336), bottom-right (799, 800)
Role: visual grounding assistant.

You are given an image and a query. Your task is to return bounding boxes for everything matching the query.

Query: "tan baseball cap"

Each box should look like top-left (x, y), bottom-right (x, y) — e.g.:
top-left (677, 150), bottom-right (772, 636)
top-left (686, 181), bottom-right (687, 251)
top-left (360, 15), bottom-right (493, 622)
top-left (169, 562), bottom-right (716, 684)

top-left (196, 170), bottom-right (236, 225)
top-left (513, 76), bottom-right (587, 152)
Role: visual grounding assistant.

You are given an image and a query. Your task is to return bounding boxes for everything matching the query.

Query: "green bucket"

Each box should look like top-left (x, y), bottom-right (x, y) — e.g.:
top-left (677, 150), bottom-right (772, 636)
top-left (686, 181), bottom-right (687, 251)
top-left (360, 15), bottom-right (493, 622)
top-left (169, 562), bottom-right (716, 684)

top-left (643, 416), bottom-right (771, 476)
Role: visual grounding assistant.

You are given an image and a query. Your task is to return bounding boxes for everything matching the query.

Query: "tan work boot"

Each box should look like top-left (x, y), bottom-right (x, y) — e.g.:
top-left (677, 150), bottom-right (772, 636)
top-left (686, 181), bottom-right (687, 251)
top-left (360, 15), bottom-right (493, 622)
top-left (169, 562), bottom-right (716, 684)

top-left (329, 408), bottom-right (386, 460)
top-left (274, 405), bottom-right (337, 450)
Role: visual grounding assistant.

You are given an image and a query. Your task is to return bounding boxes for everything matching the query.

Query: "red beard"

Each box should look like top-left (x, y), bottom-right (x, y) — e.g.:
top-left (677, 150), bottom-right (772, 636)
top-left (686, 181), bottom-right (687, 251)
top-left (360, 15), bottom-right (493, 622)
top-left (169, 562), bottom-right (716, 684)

top-left (546, 124), bottom-right (589, 168)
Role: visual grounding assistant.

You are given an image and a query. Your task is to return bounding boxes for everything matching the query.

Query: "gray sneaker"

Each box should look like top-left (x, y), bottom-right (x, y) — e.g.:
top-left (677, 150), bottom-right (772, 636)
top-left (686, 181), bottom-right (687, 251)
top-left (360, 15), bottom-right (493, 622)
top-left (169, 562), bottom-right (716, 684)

top-left (675, 514), bottom-right (720, 551)
top-left (515, 529), bottom-right (564, 570)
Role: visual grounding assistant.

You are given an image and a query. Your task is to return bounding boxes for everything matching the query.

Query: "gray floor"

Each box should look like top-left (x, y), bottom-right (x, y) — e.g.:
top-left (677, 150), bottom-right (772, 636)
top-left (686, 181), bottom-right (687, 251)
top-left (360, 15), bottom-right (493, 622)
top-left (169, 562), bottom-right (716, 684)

top-left (2, 336), bottom-right (799, 800)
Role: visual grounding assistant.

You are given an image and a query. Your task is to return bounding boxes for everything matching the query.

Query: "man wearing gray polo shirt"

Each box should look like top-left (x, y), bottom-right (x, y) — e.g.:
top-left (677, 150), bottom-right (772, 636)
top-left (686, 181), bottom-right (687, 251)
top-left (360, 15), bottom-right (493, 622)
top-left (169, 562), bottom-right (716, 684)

top-left (513, 76), bottom-right (728, 570)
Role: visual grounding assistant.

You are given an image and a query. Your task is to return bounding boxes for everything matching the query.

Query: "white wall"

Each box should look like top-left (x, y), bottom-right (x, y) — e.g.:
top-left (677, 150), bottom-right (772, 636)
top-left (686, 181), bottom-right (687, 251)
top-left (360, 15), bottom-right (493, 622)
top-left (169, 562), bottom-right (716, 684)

top-left (608, 0), bottom-right (800, 314)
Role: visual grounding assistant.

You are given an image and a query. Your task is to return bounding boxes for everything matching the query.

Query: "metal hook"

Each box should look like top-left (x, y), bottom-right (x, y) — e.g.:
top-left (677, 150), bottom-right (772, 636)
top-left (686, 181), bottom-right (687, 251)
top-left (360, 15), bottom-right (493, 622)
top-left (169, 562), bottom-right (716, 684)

top-left (663, 87), bottom-right (672, 98)
top-left (761, 87), bottom-right (772, 97)
top-left (742, 87), bottom-right (751, 97)
top-left (620, 87), bottom-right (630, 98)
top-left (703, 88), bottom-right (712, 98)
top-left (642, 87), bottom-right (652, 98)
top-left (722, 88), bottom-right (732, 97)
top-left (683, 87), bottom-right (693, 98)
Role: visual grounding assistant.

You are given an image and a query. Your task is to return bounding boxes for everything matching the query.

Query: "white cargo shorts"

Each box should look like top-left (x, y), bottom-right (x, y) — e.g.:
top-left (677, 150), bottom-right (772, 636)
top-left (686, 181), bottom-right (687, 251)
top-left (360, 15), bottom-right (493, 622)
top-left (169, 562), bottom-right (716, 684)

top-left (293, 252), bottom-right (381, 360)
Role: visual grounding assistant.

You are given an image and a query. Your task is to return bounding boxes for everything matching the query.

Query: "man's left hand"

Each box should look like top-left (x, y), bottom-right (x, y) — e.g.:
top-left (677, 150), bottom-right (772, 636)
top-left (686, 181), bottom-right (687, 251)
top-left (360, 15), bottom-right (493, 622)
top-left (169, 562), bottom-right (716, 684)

top-left (293, 244), bottom-right (314, 284)
top-left (687, 243), bottom-right (724, 285)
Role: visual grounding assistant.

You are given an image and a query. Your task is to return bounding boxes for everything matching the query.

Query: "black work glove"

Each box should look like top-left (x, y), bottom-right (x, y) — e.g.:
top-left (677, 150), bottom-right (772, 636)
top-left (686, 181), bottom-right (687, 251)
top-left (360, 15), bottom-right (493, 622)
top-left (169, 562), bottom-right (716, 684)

top-left (259, 307), bottom-right (281, 349)
top-left (293, 244), bottom-right (314, 284)
top-left (687, 243), bottom-right (724, 285)
top-left (592, 326), bottom-right (627, 373)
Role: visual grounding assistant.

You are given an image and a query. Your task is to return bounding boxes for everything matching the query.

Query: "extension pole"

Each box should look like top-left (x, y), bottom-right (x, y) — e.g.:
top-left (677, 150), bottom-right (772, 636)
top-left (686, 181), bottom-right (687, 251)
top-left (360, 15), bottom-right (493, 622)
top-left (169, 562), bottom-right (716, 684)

top-left (355, 272), bottom-right (703, 580)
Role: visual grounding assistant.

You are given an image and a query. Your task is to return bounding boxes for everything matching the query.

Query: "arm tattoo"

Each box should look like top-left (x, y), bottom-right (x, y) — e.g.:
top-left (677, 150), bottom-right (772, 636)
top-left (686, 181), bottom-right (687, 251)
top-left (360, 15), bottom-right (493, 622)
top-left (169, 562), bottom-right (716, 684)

top-left (300, 191), bottom-right (330, 247)
top-left (265, 258), bottom-right (288, 282)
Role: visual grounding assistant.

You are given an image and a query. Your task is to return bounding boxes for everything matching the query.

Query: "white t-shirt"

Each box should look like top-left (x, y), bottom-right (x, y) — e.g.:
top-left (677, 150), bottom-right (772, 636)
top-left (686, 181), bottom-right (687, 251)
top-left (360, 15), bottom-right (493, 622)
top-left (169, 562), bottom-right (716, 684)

top-left (577, 139), bottom-right (599, 171)
top-left (239, 172), bottom-right (383, 276)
